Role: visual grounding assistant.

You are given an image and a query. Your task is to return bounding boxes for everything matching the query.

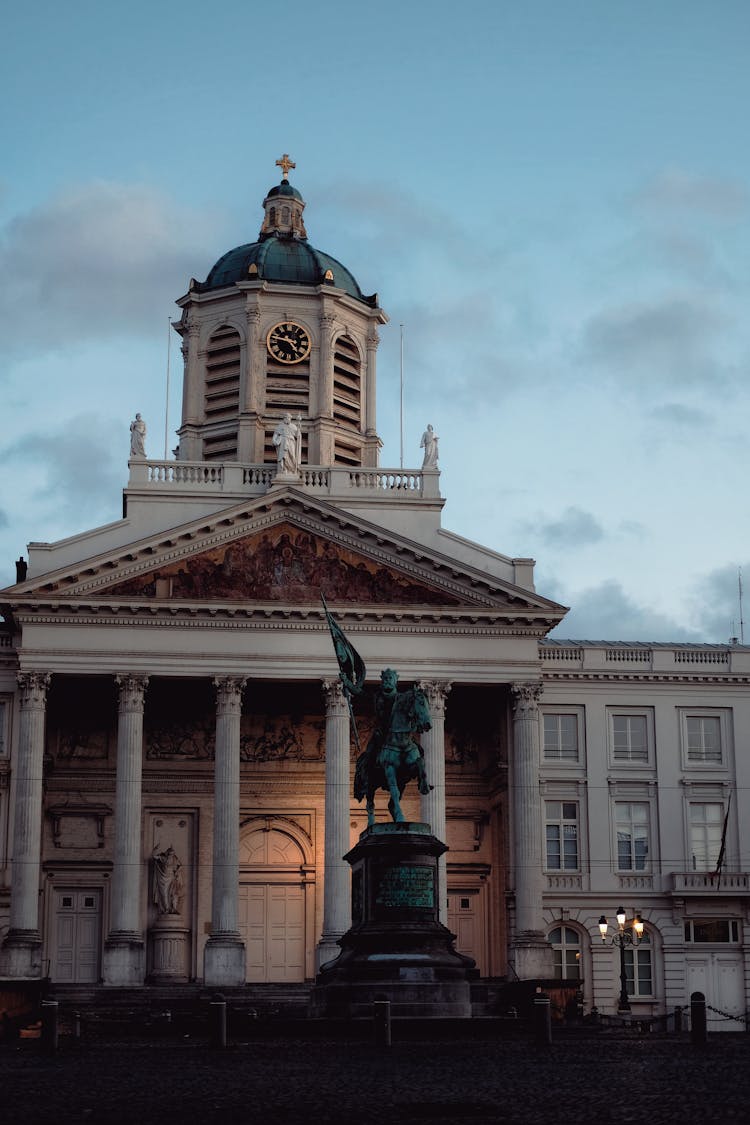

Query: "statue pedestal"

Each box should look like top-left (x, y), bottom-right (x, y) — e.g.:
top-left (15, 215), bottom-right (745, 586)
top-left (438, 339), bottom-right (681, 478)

top-left (311, 823), bottom-right (475, 1019)
top-left (148, 916), bottom-right (191, 983)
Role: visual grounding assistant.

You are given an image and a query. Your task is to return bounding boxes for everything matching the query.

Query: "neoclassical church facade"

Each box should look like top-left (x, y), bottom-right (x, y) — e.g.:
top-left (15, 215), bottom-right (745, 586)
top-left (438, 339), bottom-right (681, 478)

top-left (1, 160), bottom-right (749, 1026)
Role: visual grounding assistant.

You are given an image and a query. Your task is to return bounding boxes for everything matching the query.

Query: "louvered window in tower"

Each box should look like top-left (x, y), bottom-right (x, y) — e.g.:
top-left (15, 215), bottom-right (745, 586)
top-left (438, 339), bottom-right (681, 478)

top-left (203, 325), bottom-right (240, 460)
top-left (333, 335), bottom-right (362, 465)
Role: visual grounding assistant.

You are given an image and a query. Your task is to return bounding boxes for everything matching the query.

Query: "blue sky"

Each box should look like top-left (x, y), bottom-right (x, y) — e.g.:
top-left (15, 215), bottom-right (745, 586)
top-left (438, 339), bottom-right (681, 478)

top-left (2, 0), bottom-right (749, 640)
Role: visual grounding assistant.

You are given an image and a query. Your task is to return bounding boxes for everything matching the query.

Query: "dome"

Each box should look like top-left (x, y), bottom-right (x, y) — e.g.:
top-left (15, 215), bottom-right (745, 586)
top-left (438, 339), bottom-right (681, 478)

top-left (196, 238), bottom-right (377, 306)
top-left (192, 168), bottom-right (378, 308)
top-left (265, 181), bottom-right (304, 202)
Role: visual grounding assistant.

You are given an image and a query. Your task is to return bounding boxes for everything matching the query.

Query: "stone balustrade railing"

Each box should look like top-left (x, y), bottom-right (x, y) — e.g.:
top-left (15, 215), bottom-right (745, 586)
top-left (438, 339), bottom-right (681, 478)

top-left (671, 871), bottom-right (750, 893)
top-left (540, 642), bottom-right (750, 676)
top-left (128, 460), bottom-right (440, 501)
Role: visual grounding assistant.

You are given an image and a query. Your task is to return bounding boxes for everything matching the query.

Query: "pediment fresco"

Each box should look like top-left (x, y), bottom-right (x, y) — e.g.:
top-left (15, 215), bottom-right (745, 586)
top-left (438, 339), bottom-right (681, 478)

top-left (105, 525), bottom-right (461, 606)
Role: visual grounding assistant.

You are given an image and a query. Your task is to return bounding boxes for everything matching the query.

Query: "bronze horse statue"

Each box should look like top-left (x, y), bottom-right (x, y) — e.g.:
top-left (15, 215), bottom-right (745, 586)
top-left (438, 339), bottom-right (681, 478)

top-left (354, 669), bottom-right (432, 825)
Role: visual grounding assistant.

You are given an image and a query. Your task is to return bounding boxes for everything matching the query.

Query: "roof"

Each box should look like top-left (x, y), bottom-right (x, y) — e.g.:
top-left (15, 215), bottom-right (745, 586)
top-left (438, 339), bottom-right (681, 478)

top-left (196, 236), bottom-right (378, 306)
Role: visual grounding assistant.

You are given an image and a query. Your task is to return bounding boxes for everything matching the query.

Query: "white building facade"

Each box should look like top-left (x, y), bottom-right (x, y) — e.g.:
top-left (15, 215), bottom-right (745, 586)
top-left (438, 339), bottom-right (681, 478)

top-left (0, 163), bottom-right (748, 1026)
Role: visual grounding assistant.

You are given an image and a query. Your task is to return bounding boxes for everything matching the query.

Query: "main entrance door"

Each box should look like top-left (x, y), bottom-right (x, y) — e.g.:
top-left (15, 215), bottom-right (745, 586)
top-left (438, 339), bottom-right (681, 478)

top-left (239, 883), bottom-right (305, 982)
top-left (51, 888), bottom-right (102, 983)
top-left (238, 824), bottom-right (308, 983)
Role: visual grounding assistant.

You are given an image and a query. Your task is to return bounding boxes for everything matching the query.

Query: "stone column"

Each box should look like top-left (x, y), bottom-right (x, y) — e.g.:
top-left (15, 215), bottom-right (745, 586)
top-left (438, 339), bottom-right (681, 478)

top-left (510, 681), bottom-right (553, 980)
top-left (317, 679), bottom-right (351, 969)
top-left (0, 672), bottom-right (50, 978)
top-left (204, 676), bottom-right (246, 986)
top-left (419, 681), bottom-right (450, 925)
top-left (102, 673), bottom-right (149, 986)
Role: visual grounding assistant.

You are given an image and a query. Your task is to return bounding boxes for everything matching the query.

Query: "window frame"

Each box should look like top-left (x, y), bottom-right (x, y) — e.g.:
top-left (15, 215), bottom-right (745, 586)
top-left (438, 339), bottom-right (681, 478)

top-left (541, 707), bottom-right (584, 765)
top-left (607, 707), bottom-right (654, 768)
top-left (687, 799), bottom-right (727, 872)
top-left (548, 925), bottom-right (583, 980)
top-left (679, 708), bottom-right (732, 771)
top-left (614, 800), bottom-right (651, 873)
top-left (624, 930), bottom-right (654, 999)
top-left (544, 799), bottom-right (580, 872)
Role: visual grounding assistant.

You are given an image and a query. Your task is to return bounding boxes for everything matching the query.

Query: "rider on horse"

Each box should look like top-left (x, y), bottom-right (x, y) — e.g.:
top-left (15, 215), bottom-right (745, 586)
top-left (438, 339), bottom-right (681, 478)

top-left (355, 668), bottom-right (432, 824)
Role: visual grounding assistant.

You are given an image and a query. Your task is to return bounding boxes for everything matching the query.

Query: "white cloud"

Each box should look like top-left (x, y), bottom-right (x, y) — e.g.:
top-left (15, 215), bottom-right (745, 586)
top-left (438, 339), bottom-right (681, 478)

top-left (0, 413), bottom-right (123, 524)
top-left (527, 507), bottom-right (605, 549)
top-left (581, 295), bottom-right (729, 389)
top-left (631, 169), bottom-right (749, 219)
top-left (545, 578), bottom-right (700, 642)
top-left (0, 182), bottom-right (222, 361)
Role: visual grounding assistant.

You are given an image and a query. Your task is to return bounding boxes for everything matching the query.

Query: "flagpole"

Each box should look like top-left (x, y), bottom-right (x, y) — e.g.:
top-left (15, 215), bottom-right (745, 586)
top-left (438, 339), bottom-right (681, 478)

top-left (164, 317), bottom-right (172, 460)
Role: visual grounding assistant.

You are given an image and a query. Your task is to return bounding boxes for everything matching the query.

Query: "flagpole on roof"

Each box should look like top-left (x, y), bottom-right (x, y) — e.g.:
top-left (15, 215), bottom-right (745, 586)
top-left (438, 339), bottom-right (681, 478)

top-left (399, 324), bottom-right (404, 470)
top-left (164, 317), bottom-right (172, 461)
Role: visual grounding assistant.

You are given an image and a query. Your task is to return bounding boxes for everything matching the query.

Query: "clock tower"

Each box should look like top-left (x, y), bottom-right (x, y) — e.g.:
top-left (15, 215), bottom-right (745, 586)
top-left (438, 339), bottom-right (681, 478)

top-left (174, 156), bottom-right (387, 469)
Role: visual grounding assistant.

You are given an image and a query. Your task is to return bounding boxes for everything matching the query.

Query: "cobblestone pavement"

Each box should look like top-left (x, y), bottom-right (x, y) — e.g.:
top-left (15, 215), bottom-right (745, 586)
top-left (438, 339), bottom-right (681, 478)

top-left (2, 1031), bottom-right (749, 1125)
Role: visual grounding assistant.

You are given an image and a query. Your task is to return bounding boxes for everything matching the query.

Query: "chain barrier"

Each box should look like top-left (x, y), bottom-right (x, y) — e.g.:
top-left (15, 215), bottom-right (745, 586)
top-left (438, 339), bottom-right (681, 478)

top-left (705, 1002), bottom-right (749, 1026)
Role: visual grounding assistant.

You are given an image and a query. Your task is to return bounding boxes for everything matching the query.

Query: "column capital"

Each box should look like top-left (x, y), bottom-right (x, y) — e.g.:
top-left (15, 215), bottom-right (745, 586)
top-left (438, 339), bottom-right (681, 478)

top-left (213, 677), bottom-right (247, 714)
top-left (115, 674), bottom-right (149, 711)
top-left (417, 680), bottom-right (451, 718)
top-left (17, 671), bottom-right (51, 708)
top-left (511, 681), bottom-right (543, 719)
top-left (321, 678), bottom-right (347, 714)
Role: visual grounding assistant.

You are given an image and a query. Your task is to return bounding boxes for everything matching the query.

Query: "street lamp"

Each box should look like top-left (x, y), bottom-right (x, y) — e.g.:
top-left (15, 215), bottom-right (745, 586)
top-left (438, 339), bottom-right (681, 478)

top-left (598, 907), bottom-right (645, 1014)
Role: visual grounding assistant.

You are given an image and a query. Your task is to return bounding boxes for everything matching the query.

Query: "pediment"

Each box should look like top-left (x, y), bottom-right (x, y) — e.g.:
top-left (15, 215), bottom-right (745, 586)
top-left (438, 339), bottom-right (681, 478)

top-left (4, 489), bottom-right (566, 622)
top-left (105, 523), bottom-right (462, 607)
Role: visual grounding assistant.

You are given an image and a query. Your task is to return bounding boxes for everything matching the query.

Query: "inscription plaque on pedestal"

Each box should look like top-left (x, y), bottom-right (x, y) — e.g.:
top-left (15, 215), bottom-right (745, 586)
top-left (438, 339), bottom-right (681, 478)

top-left (375, 865), bottom-right (434, 909)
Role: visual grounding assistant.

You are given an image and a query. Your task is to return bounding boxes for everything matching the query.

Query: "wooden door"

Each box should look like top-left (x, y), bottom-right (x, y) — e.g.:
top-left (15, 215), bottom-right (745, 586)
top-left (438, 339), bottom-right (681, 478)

top-left (52, 889), bottom-right (102, 983)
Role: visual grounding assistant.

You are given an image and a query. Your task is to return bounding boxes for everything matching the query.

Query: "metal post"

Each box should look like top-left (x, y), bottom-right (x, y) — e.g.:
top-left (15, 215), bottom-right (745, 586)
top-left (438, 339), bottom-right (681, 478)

top-left (690, 991), bottom-right (707, 1046)
top-left (209, 995), bottom-right (227, 1049)
top-left (373, 1000), bottom-right (391, 1047)
top-left (674, 1006), bottom-right (683, 1034)
top-left (534, 992), bottom-right (552, 1047)
top-left (41, 1000), bottom-right (59, 1055)
top-left (616, 938), bottom-right (631, 1014)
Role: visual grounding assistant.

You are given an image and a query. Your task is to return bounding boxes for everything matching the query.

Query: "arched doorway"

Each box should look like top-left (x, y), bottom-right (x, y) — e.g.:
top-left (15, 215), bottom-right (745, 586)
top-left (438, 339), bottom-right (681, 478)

top-left (238, 820), bottom-right (313, 982)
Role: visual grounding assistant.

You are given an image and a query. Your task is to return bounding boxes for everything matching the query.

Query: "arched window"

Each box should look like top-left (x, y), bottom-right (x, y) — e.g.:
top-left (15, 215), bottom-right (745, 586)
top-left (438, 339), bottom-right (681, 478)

top-left (548, 926), bottom-right (581, 980)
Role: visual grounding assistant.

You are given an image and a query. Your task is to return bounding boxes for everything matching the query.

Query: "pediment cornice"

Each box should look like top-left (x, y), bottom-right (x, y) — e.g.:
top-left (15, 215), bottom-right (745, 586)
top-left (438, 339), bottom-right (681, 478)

top-left (3, 488), bottom-right (565, 623)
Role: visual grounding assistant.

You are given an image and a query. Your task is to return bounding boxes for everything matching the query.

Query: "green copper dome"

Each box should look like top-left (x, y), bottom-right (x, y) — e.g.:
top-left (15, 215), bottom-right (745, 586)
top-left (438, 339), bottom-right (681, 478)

top-left (193, 171), bottom-right (378, 307)
top-left (197, 238), bottom-right (376, 306)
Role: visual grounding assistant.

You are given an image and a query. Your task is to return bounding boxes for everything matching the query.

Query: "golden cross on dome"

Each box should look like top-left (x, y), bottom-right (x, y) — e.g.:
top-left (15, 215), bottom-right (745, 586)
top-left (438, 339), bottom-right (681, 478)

top-left (275, 153), bottom-right (296, 180)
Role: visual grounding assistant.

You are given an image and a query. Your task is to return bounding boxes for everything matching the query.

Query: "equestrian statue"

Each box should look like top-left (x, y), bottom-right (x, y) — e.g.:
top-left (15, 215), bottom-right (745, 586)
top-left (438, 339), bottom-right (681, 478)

top-left (322, 598), bottom-right (432, 825)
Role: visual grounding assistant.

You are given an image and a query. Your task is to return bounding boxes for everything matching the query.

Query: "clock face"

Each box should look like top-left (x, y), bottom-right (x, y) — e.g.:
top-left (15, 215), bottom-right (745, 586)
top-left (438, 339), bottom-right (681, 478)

top-left (266, 321), bottom-right (311, 365)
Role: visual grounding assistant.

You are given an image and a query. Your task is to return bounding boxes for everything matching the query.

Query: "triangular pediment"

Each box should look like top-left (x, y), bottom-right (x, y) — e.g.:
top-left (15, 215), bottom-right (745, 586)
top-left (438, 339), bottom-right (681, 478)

top-left (105, 523), bottom-right (463, 607)
top-left (3, 488), bottom-right (566, 623)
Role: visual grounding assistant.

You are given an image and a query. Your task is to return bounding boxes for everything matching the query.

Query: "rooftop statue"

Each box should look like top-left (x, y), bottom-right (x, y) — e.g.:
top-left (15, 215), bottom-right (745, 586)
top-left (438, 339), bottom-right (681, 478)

top-left (130, 413), bottom-right (146, 458)
top-left (420, 423), bottom-right (438, 468)
top-left (323, 599), bottom-right (432, 826)
top-left (273, 412), bottom-right (302, 474)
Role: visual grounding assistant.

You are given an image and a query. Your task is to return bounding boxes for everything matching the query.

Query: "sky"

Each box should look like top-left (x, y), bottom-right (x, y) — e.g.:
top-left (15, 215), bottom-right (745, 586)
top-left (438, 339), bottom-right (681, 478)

top-left (2, 0), bottom-right (749, 642)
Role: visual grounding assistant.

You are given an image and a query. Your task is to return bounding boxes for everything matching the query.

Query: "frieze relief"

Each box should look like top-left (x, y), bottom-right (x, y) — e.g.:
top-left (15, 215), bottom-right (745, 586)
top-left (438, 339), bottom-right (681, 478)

top-left (145, 713), bottom-right (327, 762)
top-left (56, 727), bottom-right (109, 761)
top-left (105, 527), bottom-right (460, 605)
